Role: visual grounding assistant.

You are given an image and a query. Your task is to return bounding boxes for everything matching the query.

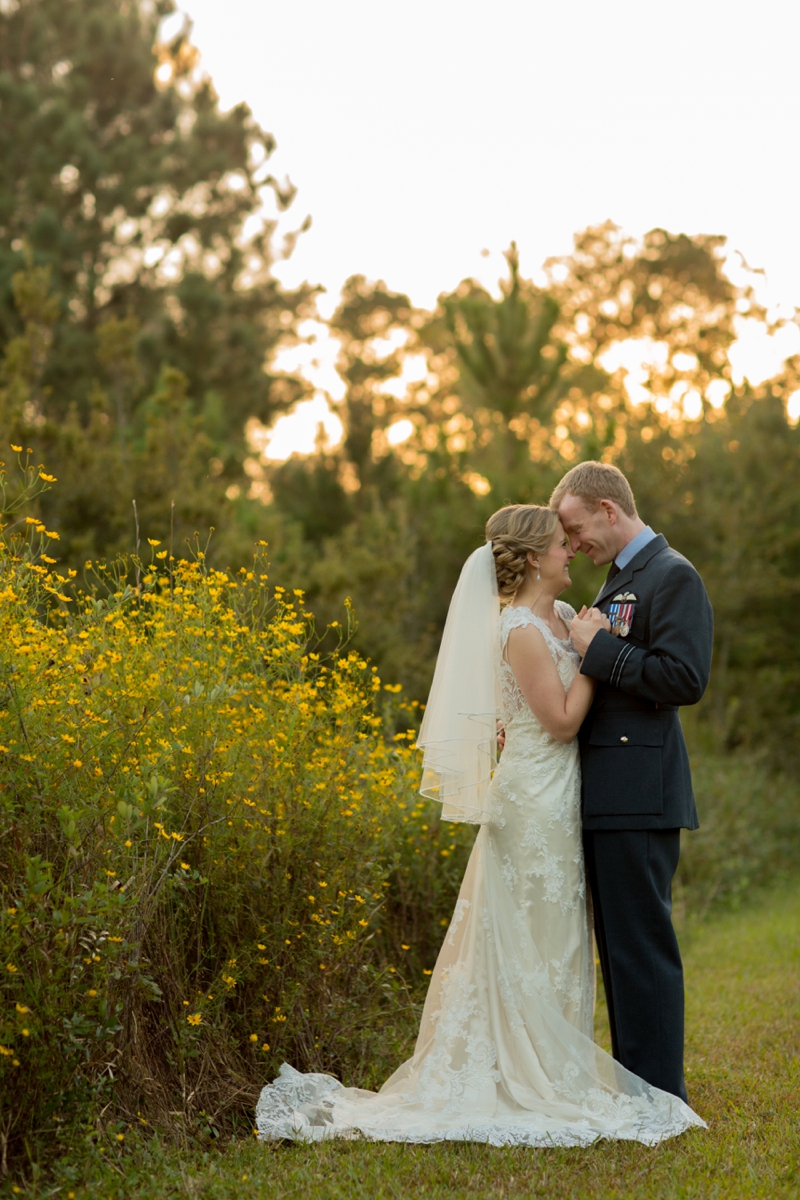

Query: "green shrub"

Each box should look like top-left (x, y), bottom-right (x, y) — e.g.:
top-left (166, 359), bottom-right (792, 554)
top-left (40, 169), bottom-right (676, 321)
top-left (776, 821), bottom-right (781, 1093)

top-left (676, 748), bottom-right (800, 919)
top-left (0, 461), bottom-right (470, 1174)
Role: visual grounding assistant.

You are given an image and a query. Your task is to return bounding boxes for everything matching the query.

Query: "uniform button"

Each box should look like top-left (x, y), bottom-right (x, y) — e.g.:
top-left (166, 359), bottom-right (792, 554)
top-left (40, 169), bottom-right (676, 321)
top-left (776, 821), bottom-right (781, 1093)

top-left (620, 736), bottom-right (629, 743)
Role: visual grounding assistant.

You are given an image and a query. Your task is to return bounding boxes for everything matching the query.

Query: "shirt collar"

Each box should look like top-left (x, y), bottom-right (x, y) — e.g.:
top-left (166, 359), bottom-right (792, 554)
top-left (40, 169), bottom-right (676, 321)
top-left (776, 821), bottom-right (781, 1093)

top-left (614, 525), bottom-right (656, 571)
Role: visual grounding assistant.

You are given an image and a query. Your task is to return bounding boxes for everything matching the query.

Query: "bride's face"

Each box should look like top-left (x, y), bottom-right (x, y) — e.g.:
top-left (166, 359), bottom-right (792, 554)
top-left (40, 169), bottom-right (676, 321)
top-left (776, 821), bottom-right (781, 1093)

top-left (534, 521), bottom-right (575, 591)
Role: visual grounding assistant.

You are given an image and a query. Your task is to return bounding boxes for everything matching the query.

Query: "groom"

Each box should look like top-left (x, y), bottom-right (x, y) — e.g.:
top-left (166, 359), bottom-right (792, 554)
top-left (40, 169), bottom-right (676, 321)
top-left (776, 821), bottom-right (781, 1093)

top-left (552, 461), bottom-right (713, 1103)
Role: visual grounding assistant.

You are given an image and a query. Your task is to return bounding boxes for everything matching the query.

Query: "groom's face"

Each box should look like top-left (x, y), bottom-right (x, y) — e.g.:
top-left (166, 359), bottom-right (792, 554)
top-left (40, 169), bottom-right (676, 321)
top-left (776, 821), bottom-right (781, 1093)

top-left (557, 494), bottom-right (617, 566)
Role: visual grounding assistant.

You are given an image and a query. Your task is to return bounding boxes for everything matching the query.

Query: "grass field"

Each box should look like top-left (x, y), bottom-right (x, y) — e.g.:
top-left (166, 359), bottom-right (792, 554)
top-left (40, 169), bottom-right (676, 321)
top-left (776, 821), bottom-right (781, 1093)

top-left (31, 880), bottom-right (800, 1200)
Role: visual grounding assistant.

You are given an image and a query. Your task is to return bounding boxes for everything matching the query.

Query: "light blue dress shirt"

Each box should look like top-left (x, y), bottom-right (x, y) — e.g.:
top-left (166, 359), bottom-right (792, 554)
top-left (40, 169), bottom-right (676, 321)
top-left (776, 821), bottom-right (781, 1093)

top-left (614, 525), bottom-right (656, 571)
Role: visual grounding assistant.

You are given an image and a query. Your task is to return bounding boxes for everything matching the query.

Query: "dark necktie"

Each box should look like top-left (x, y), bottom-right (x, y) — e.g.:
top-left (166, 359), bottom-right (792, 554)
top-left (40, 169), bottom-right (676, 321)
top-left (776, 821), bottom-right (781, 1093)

top-left (605, 561), bottom-right (621, 586)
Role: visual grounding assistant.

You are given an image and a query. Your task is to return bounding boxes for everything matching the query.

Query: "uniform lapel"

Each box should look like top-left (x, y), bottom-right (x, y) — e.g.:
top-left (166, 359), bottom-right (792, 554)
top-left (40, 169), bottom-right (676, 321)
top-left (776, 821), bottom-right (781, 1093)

top-left (593, 534), bottom-right (668, 607)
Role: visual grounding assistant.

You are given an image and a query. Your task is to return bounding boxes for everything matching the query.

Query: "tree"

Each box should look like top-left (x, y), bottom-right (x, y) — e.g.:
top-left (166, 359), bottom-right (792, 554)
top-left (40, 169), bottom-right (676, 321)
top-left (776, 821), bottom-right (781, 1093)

top-left (267, 227), bottom-right (800, 749)
top-left (0, 0), bottom-right (312, 456)
top-left (543, 222), bottom-right (764, 413)
top-left (271, 276), bottom-right (418, 542)
top-left (328, 275), bottom-right (417, 499)
top-left (618, 385), bottom-right (800, 761)
top-left (437, 244), bottom-right (568, 471)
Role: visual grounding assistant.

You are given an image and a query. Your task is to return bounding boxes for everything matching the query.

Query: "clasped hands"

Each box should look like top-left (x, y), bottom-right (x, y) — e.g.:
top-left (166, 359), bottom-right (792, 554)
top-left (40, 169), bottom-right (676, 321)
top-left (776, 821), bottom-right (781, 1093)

top-left (569, 606), bottom-right (612, 657)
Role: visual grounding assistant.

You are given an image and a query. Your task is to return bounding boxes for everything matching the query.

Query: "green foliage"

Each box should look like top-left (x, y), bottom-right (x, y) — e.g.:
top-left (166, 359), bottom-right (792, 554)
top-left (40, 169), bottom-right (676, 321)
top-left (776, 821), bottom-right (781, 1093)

top-left (676, 742), bottom-right (800, 916)
top-left (0, 258), bottom-right (287, 568)
top-left (329, 276), bottom-right (416, 500)
top-left (0, 463), bottom-right (797, 1184)
top-left (438, 243), bottom-right (570, 472)
top-left (0, 475), bottom-right (471, 1173)
top-left (21, 885), bottom-right (800, 1198)
top-left (618, 392), bottom-right (800, 760)
top-left (545, 223), bottom-right (752, 370)
top-left (0, 0), bottom-right (313, 494)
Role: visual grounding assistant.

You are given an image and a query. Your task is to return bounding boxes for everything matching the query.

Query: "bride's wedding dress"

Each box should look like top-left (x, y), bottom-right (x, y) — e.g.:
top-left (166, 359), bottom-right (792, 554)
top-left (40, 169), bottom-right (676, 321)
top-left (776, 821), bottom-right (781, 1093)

top-left (255, 600), bottom-right (705, 1146)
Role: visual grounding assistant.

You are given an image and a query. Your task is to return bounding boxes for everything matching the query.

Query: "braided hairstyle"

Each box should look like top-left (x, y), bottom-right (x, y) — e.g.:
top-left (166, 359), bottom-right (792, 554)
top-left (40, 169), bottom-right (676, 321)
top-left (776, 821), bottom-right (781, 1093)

top-left (485, 504), bottom-right (559, 602)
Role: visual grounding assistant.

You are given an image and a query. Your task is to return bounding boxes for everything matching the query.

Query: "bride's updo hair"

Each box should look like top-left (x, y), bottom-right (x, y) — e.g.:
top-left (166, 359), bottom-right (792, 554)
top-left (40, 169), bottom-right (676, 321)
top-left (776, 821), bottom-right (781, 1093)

top-left (485, 504), bottom-right (559, 601)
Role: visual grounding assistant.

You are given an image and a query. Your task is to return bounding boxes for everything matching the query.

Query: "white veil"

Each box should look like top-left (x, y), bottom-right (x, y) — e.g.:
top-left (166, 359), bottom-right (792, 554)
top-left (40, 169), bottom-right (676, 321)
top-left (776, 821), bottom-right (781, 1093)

top-left (417, 542), bottom-right (502, 824)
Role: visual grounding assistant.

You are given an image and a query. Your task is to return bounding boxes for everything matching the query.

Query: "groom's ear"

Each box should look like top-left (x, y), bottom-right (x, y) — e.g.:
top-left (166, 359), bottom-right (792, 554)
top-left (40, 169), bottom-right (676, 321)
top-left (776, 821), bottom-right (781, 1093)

top-left (598, 499), bottom-right (618, 525)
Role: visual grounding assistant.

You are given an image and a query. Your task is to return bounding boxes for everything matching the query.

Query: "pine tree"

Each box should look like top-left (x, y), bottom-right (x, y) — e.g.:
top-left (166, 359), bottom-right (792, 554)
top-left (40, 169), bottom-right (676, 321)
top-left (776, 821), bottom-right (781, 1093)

top-left (0, 0), bottom-right (312, 451)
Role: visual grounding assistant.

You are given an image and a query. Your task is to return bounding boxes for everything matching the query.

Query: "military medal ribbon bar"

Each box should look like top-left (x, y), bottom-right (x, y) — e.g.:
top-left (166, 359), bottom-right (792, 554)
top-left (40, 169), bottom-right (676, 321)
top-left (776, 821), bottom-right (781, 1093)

top-left (608, 592), bottom-right (637, 638)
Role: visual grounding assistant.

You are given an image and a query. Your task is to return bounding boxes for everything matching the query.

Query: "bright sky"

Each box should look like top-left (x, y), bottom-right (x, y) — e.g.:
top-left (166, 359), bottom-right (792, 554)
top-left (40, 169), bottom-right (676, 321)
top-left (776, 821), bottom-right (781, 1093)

top-left (175, 0), bottom-right (800, 453)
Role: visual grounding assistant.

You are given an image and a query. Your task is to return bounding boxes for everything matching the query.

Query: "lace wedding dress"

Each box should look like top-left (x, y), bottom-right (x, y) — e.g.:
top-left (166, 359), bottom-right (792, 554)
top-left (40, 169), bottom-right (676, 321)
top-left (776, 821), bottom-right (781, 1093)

top-left (256, 601), bottom-right (705, 1146)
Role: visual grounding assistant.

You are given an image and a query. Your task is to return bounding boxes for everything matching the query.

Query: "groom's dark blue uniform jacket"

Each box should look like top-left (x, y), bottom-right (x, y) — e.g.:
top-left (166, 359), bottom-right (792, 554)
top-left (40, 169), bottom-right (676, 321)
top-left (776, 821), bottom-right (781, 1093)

top-left (575, 532), bottom-right (712, 1102)
top-left (578, 534), bottom-right (713, 830)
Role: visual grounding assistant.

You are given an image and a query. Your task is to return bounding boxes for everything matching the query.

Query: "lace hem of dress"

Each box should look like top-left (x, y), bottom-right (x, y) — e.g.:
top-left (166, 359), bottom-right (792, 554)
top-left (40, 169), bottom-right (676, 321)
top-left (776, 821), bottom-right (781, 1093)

top-left (255, 1064), bottom-right (706, 1148)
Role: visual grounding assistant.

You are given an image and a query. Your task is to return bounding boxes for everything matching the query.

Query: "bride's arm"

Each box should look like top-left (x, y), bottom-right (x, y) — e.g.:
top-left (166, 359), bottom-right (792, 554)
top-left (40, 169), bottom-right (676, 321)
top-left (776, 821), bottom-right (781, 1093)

top-left (506, 625), bottom-right (596, 744)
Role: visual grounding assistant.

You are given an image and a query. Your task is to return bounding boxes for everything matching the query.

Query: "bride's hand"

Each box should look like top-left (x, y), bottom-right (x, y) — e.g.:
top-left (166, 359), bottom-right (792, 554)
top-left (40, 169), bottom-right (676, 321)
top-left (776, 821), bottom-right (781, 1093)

top-left (570, 608), bottom-right (611, 657)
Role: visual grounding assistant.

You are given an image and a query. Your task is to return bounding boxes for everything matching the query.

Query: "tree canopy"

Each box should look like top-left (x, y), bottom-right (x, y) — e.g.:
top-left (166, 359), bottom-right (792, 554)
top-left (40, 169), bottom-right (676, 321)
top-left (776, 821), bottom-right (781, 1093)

top-left (0, 0), bottom-right (312, 435)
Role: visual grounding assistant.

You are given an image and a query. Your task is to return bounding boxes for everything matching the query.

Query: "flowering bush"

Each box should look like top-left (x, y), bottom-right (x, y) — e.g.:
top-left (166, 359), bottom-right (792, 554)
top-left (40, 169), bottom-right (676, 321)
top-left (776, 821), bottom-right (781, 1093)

top-left (0, 453), bottom-right (475, 1171)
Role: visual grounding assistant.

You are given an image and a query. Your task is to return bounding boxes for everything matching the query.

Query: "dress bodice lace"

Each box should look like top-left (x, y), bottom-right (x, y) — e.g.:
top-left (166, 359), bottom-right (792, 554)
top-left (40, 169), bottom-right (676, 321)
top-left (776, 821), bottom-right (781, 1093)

top-left (498, 600), bottom-right (580, 719)
top-left (496, 601), bottom-right (581, 778)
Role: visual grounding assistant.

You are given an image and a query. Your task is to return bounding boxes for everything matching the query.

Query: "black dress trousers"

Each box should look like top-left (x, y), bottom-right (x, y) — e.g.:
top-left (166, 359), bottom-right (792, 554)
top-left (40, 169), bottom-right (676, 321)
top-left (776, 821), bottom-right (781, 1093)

top-left (583, 828), bottom-right (687, 1103)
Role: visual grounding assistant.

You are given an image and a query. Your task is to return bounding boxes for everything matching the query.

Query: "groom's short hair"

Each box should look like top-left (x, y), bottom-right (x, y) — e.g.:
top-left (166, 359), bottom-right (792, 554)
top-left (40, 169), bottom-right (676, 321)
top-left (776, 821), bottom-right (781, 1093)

top-left (550, 461), bottom-right (637, 518)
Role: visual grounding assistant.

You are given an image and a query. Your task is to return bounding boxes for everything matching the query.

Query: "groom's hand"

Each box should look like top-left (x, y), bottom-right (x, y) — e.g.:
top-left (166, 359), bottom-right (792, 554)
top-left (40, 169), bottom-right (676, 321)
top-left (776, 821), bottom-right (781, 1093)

top-left (570, 608), bottom-right (611, 656)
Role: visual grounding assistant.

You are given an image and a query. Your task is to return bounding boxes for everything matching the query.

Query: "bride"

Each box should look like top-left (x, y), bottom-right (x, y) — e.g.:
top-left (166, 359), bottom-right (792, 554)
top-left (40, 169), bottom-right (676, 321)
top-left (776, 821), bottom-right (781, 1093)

top-left (256, 504), bottom-right (705, 1146)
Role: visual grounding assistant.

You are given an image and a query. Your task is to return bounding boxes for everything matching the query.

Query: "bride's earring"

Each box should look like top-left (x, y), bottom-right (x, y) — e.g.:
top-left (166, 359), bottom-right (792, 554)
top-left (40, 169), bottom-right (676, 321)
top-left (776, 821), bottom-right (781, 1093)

top-left (535, 562), bottom-right (541, 581)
